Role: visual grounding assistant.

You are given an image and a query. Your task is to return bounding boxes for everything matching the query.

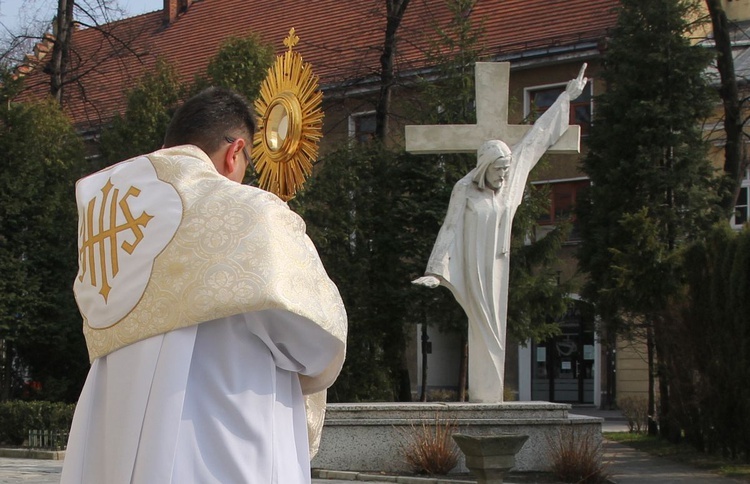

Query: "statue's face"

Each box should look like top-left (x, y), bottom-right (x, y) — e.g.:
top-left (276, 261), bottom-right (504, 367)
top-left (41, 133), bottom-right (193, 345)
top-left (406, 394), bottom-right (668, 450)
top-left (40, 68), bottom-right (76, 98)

top-left (485, 156), bottom-right (510, 189)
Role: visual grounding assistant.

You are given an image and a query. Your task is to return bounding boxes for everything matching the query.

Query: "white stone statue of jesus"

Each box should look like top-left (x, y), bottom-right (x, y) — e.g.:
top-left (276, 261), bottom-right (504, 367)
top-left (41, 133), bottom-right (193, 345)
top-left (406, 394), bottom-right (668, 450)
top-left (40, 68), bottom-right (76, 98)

top-left (413, 64), bottom-right (587, 403)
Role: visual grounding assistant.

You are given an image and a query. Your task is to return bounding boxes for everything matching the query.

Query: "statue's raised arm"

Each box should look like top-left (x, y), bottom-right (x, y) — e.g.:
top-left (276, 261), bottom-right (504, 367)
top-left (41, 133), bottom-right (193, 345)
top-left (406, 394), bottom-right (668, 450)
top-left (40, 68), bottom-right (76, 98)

top-left (504, 63), bottom-right (587, 210)
top-left (566, 63), bottom-right (588, 100)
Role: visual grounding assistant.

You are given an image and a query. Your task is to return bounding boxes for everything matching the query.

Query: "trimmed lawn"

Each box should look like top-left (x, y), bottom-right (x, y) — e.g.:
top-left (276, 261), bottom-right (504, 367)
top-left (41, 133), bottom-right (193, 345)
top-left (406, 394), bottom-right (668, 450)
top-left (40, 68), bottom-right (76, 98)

top-left (606, 432), bottom-right (750, 481)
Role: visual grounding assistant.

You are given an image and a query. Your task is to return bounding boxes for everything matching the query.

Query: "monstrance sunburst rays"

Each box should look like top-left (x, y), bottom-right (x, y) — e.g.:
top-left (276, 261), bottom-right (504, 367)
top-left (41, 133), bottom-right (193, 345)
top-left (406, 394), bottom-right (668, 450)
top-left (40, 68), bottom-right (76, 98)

top-left (252, 28), bottom-right (324, 201)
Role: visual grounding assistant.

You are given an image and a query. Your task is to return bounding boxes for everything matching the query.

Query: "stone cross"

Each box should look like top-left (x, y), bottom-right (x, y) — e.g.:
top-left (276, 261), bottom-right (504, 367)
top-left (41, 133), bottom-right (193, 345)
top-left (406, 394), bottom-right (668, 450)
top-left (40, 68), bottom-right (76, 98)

top-left (405, 62), bottom-right (580, 154)
top-left (407, 61), bottom-right (583, 403)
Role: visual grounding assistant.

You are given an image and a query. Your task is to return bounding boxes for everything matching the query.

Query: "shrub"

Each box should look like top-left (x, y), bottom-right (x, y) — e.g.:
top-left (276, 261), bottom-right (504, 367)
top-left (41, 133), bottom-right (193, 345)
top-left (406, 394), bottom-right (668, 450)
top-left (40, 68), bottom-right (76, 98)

top-left (618, 395), bottom-right (648, 434)
top-left (399, 413), bottom-right (460, 475)
top-left (546, 426), bottom-right (609, 484)
top-left (0, 401), bottom-right (75, 446)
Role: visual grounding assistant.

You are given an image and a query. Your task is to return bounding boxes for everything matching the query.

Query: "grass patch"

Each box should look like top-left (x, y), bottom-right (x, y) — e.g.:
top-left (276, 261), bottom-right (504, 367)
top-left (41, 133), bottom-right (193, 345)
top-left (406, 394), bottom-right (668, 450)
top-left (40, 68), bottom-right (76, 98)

top-left (606, 432), bottom-right (750, 481)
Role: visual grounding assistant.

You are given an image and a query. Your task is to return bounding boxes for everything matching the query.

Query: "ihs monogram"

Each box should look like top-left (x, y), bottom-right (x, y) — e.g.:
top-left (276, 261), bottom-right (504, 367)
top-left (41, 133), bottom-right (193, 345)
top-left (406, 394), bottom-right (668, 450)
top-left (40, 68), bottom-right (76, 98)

top-left (78, 179), bottom-right (153, 302)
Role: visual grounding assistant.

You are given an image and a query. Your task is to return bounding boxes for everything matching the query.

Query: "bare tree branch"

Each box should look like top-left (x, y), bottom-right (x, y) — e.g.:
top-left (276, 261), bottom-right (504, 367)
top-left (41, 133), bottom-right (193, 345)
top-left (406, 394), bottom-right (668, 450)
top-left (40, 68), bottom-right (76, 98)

top-left (375, 0), bottom-right (412, 142)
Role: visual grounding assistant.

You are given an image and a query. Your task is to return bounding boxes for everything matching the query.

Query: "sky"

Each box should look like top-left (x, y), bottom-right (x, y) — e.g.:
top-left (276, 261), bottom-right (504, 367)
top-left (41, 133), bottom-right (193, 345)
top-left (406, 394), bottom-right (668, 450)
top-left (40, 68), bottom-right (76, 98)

top-left (0, 0), bottom-right (162, 36)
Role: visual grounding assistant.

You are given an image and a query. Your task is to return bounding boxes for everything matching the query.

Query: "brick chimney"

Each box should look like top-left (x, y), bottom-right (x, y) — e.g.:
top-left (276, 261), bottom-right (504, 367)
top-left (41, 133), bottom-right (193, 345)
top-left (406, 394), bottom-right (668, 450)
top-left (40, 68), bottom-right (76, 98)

top-left (164, 0), bottom-right (193, 24)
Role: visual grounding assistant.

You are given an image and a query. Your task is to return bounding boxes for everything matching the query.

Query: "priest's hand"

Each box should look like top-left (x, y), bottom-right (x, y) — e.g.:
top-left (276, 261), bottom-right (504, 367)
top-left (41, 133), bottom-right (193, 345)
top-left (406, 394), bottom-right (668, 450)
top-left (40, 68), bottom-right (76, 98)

top-left (565, 63), bottom-right (587, 99)
top-left (412, 276), bottom-right (440, 288)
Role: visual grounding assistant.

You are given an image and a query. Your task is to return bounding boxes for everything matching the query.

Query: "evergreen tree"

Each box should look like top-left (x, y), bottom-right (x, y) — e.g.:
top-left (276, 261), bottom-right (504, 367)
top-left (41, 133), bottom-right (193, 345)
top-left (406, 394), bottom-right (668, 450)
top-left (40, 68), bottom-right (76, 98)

top-left (294, 145), bottom-right (402, 401)
top-left (100, 35), bottom-right (273, 175)
top-left (294, 133), bottom-right (447, 401)
top-left (676, 225), bottom-right (750, 458)
top-left (202, 34), bottom-right (274, 103)
top-left (99, 59), bottom-right (184, 166)
top-left (0, 71), bottom-right (89, 401)
top-left (577, 0), bottom-right (721, 437)
top-left (292, 147), bottom-right (382, 402)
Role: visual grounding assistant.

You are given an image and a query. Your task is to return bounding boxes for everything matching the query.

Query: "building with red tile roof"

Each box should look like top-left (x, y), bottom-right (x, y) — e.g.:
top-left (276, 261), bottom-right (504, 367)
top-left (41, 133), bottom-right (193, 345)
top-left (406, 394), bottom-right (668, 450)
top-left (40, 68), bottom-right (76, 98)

top-left (14, 0), bottom-right (750, 415)
top-left (15, 0), bottom-right (628, 406)
top-left (15, 0), bottom-right (619, 133)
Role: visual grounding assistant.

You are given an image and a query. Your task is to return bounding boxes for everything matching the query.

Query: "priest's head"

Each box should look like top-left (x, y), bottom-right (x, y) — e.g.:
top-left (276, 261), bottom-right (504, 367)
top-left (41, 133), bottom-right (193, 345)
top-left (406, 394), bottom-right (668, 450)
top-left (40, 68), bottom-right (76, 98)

top-left (473, 140), bottom-right (511, 190)
top-left (164, 87), bottom-right (256, 183)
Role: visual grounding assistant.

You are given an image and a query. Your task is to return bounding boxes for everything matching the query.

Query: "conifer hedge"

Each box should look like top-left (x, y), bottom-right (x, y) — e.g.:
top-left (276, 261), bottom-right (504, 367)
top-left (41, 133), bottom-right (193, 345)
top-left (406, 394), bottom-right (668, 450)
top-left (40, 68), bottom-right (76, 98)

top-left (0, 401), bottom-right (75, 446)
top-left (665, 225), bottom-right (750, 460)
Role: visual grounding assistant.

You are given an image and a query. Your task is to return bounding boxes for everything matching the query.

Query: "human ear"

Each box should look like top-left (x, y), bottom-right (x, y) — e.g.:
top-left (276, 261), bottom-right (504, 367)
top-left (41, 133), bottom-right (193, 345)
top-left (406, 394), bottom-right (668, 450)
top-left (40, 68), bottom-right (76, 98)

top-left (223, 137), bottom-right (249, 182)
top-left (223, 140), bottom-right (238, 176)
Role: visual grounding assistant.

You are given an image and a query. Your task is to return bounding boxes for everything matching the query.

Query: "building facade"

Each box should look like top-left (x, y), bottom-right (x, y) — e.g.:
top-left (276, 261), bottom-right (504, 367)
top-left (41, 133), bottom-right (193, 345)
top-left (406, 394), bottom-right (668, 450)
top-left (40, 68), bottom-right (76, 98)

top-left (16, 0), bottom-right (747, 407)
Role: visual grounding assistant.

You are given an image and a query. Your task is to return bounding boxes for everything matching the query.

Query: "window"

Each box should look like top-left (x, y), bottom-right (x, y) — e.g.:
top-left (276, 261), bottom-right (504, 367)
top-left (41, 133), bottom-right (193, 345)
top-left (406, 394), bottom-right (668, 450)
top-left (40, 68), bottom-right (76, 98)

top-left (536, 179), bottom-right (589, 225)
top-left (348, 111), bottom-right (376, 144)
top-left (534, 179), bottom-right (590, 240)
top-left (732, 168), bottom-right (750, 228)
top-left (526, 81), bottom-right (593, 136)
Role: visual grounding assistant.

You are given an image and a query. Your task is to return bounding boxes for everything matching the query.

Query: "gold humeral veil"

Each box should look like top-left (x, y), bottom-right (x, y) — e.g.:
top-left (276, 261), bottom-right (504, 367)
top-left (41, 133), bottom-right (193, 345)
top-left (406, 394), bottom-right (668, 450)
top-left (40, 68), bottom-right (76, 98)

top-left (74, 146), bottom-right (346, 394)
top-left (73, 146), bottom-right (346, 456)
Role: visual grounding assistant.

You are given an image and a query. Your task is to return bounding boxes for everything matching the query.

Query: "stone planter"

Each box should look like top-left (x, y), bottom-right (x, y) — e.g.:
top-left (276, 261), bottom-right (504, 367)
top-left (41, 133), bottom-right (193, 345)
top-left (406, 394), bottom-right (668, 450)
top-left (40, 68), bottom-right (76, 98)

top-left (452, 433), bottom-right (529, 483)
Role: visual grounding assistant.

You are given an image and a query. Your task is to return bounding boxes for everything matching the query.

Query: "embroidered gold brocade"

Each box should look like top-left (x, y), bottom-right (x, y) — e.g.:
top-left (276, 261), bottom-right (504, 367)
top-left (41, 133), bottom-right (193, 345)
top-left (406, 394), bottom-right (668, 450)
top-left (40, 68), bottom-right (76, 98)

top-left (80, 145), bottom-right (347, 399)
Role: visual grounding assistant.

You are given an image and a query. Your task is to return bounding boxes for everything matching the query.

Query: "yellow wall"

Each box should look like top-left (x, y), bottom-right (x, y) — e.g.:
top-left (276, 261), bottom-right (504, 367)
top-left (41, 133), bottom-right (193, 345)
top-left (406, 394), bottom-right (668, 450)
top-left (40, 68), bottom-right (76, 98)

top-left (690, 1), bottom-right (750, 42)
top-left (723, 0), bottom-right (750, 21)
top-left (616, 336), bottom-right (650, 400)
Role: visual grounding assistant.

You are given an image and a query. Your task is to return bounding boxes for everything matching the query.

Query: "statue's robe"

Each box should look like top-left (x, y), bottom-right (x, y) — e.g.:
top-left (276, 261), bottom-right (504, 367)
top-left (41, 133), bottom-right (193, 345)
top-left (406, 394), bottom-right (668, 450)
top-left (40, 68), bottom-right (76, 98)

top-left (61, 145), bottom-right (347, 484)
top-left (424, 92), bottom-right (572, 403)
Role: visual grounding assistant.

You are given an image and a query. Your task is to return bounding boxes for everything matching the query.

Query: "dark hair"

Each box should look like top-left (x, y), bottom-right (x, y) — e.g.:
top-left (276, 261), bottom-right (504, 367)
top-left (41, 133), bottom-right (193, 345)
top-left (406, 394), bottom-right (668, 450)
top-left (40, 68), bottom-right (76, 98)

top-left (163, 87), bottom-right (256, 155)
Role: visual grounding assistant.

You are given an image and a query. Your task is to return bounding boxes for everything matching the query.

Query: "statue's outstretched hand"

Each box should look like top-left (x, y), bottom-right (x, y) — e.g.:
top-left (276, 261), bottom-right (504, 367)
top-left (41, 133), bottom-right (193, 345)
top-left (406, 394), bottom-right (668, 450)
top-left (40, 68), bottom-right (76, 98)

top-left (412, 276), bottom-right (440, 288)
top-left (565, 63), bottom-right (587, 99)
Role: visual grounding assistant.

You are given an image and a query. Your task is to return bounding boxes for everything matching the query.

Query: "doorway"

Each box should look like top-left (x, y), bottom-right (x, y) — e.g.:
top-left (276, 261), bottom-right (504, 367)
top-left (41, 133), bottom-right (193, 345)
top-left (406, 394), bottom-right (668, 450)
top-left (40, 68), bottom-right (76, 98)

top-left (531, 303), bottom-right (595, 403)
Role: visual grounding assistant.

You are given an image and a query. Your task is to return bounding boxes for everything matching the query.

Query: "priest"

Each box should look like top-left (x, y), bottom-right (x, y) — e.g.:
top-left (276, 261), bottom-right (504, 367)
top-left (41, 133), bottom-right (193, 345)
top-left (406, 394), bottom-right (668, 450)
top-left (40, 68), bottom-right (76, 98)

top-left (61, 87), bottom-right (347, 483)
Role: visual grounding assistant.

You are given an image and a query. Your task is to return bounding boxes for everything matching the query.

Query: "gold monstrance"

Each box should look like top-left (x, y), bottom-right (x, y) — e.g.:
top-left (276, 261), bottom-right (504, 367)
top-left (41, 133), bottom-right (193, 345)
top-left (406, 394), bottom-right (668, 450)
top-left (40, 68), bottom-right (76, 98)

top-left (252, 28), bottom-right (324, 201)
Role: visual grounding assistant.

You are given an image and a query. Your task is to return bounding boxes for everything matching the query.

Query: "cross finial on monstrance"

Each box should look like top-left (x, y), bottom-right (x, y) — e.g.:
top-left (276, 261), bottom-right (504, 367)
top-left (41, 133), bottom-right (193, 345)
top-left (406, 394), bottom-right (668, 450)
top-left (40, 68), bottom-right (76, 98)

top-left (283, 28), bottom-right (300, 51)
top-left (405, 62), bottom-right (580, 155)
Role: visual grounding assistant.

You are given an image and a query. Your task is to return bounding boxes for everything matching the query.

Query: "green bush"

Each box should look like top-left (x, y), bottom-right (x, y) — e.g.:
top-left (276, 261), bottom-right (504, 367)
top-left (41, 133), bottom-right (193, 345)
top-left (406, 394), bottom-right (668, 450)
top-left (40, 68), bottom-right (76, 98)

top-left (0, 401), bottom-right (75, 445)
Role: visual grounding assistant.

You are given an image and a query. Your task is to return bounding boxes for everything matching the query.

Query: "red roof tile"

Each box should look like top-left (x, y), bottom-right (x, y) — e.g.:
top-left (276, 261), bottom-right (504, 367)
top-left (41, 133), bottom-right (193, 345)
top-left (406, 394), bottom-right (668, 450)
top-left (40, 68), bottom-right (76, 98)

top-left (17, 0), bottom-right (619, 127)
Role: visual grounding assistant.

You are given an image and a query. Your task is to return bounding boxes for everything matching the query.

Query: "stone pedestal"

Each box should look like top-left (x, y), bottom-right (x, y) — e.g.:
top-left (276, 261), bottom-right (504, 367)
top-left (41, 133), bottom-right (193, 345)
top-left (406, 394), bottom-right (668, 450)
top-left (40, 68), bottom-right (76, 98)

top-left (452, 434), bottom-right (529, 484)
top-left (311, 402), bottom-right (602, 474)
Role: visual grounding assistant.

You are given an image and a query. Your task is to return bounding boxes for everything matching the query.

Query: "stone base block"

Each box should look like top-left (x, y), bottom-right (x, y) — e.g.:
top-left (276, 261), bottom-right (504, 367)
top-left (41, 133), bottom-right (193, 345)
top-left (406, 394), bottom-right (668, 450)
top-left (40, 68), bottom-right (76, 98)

top-left (311, 402), bottom-right (602, 473)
